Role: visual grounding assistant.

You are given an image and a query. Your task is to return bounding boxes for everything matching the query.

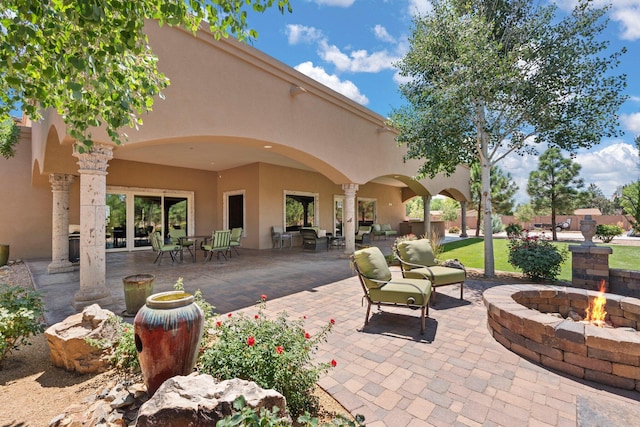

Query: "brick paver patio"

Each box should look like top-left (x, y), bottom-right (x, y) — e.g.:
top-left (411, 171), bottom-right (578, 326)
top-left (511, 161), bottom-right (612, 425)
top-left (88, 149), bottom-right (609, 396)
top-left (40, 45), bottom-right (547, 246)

top-left (27, 240), bottom-right (640, 426)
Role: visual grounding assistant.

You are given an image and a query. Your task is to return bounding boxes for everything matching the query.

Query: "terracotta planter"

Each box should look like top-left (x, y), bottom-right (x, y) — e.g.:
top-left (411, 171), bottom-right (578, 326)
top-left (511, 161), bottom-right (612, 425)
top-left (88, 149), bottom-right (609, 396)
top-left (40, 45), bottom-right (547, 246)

top-left (122, 274), bottom-right (155, 315)
top-left (0, 244), bottom-right (9, 267)
top-left (134, 291), bottom-right (204, 395)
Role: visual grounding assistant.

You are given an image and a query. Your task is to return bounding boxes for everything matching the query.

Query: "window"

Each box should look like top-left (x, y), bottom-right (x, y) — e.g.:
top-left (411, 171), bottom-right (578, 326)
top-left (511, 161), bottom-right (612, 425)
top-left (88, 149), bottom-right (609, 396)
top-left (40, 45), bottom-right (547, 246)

top-left (284, 191), bottom-right (318, 232)
top-left (357, 198), bottom-right (376, 226)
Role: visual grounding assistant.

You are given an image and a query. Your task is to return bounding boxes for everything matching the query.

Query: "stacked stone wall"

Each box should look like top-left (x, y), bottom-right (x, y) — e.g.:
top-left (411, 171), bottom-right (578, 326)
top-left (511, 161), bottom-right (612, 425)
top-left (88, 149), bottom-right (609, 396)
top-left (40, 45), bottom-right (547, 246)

top-left (483, 285), bottom-right (640, 391)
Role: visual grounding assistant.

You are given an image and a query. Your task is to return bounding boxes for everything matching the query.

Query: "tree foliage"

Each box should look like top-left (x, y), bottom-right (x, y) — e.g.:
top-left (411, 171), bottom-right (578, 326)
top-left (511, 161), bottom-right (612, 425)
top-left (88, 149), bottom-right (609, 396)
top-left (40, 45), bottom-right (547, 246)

top-left (0, 118), bottom-right (19, 159)
top-left (0, 0), bottom-right (292, 151)
top-left (620, 136), bottom-right (640, 233)
top-left (575, 183), bottom-right (615, 215)
top-left (527, 147), bottom-right (583, 240)
top-left (390, 0), bottom-right (625, 276)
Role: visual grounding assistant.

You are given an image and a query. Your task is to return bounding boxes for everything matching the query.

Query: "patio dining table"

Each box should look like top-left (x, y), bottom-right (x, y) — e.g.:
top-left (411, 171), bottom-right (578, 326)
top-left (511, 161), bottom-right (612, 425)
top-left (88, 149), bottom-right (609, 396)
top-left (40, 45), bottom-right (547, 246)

top-left (180, 235), bottom-right (210, 262)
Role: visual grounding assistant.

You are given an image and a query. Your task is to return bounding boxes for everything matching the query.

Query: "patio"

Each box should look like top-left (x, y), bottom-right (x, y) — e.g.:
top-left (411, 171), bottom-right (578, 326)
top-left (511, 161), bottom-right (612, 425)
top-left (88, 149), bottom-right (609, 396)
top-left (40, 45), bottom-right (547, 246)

top-left (28, 241), bottom-right (640, 426)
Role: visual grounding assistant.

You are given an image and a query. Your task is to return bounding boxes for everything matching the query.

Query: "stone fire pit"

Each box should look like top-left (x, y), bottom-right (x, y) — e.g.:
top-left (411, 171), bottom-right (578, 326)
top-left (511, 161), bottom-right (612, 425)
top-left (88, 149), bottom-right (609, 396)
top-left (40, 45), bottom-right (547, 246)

top-left (483, 284), bottom-right (640, 391)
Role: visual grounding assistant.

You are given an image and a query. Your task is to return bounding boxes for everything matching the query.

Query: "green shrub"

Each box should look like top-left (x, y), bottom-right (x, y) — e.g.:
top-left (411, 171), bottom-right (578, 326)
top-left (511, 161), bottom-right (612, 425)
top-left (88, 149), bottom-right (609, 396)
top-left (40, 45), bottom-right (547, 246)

top-left (507, 233), bottom-right (567, 281)
top-left (491, 215), bottom-right (505, 233)
top-left (218, 396), bottom-right (365, 427)
top-left (199, 296), bottom-right (335, 418)
top-left (448, 226), bottom-right (460, 234)
top-left (0, 285), bottom-right (45, 365)
top-left (595, 224), bottom-right (624, 243)
top-left (504, 223), bottom-right (524, 238)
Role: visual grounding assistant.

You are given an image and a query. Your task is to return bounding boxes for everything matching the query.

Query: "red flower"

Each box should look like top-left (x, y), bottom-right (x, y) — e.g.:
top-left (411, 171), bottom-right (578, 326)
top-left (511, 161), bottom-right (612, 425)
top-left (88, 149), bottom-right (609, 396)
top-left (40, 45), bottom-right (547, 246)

top-left (255, 315), bottom-right (259, 319)
top-left (331, 359), bottom-right (337, 367)
top-left (261, 294), bottom-right (267, 301)
top-left (330, 319), bottom-right (335, 325)
top-left (304, 332), bottom-right (311, 339)
top-left (247, 336), bottom-right (255, 346)
top-left (228, 313), bottom-right (233, 318)
top-left (303, 315), bottom-right (307, 319)
top-left (216, 321), bottom-right (222, 327)
top-left (276, 346), bottom-right (284, 354)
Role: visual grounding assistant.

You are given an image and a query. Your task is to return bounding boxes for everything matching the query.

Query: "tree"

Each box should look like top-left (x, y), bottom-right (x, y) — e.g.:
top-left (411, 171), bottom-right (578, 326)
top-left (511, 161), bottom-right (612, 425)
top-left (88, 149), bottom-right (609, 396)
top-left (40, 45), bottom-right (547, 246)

top-left (406, 197), bottom-right (424, 220)
top-left (575, 183), bottom-right (614, 215)
top-left (620, 135), bottom-right (640, 234)
top-left (390, 0), bottom-right (626, 276)
top-left (514, 203), bottom-right (535, 228)
top-left (470, 163), bottom-right (518, 236)
top-left (441, 197), bottom-right (460, 228)
top-left (0, 0), bottom-right (292, 153)
top-left (527, 147), bottom-right (583, 240)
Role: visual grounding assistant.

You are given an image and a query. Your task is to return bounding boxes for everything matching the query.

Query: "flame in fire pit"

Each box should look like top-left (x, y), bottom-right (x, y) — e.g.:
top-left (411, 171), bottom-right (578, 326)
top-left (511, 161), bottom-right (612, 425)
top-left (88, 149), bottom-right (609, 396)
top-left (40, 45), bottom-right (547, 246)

top-left (585, 280), bottom-right (607, 326)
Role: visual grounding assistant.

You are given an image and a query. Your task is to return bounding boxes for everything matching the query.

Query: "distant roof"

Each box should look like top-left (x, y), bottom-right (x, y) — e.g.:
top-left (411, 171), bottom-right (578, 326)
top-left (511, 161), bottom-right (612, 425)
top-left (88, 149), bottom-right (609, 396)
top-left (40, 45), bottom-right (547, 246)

top-left (574, 208), bottom-right (602, 216)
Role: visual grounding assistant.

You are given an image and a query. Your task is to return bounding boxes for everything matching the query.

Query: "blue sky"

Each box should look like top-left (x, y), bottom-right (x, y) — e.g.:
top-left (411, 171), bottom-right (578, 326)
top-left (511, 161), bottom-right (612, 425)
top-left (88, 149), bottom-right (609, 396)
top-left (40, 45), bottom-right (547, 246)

top-left (247, 0), bottom-right (640, 204)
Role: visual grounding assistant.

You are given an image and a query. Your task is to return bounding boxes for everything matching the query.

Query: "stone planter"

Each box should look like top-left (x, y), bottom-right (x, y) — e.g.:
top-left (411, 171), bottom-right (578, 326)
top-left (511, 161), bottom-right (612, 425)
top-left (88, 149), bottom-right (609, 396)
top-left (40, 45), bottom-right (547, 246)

top-left (0, 244), bottom-right (9, 267)
top-left (134, 291), bottom-right (204, 395)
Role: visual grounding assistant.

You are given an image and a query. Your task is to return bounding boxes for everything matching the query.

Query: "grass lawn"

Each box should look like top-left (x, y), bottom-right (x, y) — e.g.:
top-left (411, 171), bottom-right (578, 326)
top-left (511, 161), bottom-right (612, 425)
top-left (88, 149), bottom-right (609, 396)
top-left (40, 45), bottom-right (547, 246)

top-left (440, 237), bottom-right (640, 282)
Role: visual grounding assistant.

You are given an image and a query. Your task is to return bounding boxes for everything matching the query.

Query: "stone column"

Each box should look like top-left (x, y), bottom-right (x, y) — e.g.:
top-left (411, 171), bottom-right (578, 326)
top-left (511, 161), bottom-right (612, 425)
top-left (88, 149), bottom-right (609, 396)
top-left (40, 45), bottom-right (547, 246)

top-left (342, 183), bottom-right (359, 254)
top-left (72, 143), bottom-right (113, 310)
top-left (569, 215), bottom-right (612, 291)
top-left (48, 173), bottom-right (76, 274)
top-left (423, 195), bottom-right (432, 238)
top-left (459, 201), bottom-right (468, 238)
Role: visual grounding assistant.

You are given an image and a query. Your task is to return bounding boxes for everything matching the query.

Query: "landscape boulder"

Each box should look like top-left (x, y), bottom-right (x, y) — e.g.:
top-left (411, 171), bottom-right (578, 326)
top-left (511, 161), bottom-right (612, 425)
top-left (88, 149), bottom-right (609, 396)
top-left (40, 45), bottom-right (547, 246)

top-left (45, 304), bottom-right (119, 374)
top-left (136, 374), bottom-right (289, 426)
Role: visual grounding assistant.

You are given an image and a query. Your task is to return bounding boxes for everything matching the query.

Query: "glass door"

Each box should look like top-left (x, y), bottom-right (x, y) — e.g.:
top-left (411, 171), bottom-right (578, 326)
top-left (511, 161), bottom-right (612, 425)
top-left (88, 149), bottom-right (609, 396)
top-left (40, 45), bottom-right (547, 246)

top-left (134, 195), bottom-right (162, 248)
top-left (357, 198), bottom-right (376, 227)
top-left (106, 193), bottom-right (127, 249)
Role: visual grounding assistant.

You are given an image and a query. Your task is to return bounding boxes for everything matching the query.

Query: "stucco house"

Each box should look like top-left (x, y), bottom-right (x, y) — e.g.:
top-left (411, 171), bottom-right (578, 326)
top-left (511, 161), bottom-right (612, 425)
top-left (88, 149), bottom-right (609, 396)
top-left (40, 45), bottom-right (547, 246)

top-left (0, 21), bottom-right (470, 310)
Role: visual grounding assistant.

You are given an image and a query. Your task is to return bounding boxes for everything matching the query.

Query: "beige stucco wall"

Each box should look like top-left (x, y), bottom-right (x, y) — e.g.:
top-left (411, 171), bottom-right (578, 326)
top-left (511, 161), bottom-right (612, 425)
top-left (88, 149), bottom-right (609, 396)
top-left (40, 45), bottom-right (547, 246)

top-left (0, 127), bottom-right (53, 259)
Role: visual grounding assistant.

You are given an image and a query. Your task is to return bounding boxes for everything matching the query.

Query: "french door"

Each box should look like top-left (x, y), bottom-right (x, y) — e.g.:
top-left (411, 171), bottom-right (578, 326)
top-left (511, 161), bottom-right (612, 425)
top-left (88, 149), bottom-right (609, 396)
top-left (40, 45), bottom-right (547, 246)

top-left (106, 187), bottom-right (194, 251)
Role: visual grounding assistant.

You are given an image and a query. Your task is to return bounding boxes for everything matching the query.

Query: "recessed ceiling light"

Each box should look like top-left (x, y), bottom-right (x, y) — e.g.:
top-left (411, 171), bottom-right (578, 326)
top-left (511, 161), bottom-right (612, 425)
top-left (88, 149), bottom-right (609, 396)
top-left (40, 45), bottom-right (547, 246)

top-left (264, 145), bottom-right (273, 149)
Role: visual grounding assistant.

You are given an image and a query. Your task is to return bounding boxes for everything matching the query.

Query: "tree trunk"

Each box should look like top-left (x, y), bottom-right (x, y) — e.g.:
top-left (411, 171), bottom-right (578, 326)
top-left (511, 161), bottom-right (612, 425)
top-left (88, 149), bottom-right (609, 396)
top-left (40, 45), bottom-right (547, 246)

top-left (475, 201), bottom-right (481, 237)
top-left (482, 157), bottom-right (495, 277)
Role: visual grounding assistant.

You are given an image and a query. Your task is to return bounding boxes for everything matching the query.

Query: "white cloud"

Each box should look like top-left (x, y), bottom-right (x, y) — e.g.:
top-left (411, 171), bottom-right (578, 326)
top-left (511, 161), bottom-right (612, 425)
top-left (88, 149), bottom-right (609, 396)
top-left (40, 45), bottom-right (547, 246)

top-left (621, 112), bottom-right (640, 134)
top-left (318, 40), bottom-right (400, 73)
top-left (285, 24), bottom-right (324, 45)
top-left (408, 0), bottom-right (432, 16)
top-left (575, 142), bottom-right (640, 195)
top-left (294, 61), bottom-right (370, 105)
top-left (373, 24), bottom-right (396, 43)
top-left (310, 0), bottom-right (356, 6)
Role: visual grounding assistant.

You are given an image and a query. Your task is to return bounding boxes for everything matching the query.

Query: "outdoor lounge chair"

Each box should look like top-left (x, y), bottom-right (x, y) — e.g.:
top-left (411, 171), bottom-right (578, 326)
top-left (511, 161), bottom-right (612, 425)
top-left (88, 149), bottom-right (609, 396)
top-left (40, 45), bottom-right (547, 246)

top-left (149, 231), bottom-right (183, 264)
top-left (372, 224), bottom-right (398, 240)
top-left (203, 229), bottom-right (231, 262)
top-left (351, 246), bottom-right (432, 334)
top-left (228, 227), bottom-right (242, 256)
top-left (300, 227), bottom-right (329, 251)
top-left (355, 226), bottom-right (372, 247)
top-left (394, 238), bottom-right (466, 304)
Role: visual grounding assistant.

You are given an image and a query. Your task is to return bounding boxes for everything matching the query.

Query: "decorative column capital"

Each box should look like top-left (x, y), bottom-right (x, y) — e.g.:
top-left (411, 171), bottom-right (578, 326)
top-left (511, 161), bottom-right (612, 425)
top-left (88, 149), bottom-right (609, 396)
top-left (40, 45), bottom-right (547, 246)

top-left (49, 173), bottom-right (75, 191)
top-left (341, 183), bottom-right (359, 197)
top-left (73, 143), bottom-right (113, 175)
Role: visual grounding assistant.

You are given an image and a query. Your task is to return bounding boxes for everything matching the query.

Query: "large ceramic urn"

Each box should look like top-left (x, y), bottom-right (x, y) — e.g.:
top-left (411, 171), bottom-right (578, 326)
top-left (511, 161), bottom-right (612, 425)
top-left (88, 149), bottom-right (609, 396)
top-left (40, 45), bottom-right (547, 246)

top-left (134, 291), bottom-right (204, 395)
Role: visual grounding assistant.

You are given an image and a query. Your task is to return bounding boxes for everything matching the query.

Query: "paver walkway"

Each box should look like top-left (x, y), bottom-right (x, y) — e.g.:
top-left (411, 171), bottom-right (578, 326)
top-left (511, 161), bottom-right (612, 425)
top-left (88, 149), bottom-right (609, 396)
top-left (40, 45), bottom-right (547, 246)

top-left (27, 240), bottom-right (640, 426)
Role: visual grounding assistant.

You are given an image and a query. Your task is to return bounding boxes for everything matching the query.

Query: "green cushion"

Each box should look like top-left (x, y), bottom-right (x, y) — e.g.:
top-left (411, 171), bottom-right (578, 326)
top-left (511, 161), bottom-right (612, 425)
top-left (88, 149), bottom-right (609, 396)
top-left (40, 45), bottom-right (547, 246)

top-left (381, 224), bottom-right (391, 231)
top-left (353, 247), bottom-right (391, 284)
top-left (403, 266), bottom-right (466, 285)
top-left (372, 224), bottom-right (382, 232)
top-left (368, 279), bottom-right (431, 306)
top-left (398, 239), bottom-right (437, 269)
